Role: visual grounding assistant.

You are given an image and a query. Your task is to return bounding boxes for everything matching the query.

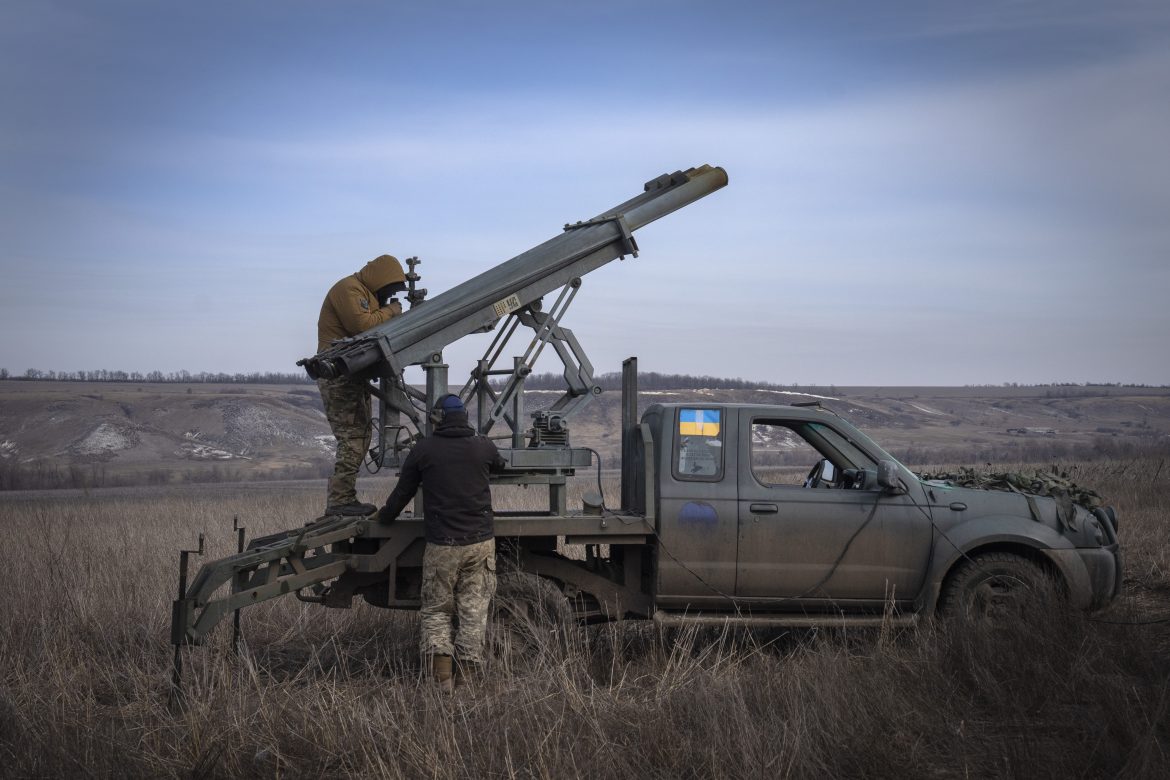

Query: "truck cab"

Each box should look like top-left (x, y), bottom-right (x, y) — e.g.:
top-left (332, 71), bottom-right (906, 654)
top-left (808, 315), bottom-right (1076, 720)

top-left (644, 403), bottom-right (934, 615)
top-left (634, 402), bottom-right (1120, 621)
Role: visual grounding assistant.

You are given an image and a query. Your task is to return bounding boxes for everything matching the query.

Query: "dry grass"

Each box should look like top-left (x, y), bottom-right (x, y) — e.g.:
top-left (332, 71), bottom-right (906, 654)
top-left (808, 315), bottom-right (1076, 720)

top-left (0, 461), bottom-right (1168, 778)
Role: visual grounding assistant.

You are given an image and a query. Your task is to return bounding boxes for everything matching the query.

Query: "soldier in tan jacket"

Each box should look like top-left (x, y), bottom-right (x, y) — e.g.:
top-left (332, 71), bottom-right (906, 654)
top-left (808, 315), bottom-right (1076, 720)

top-left (317, 254), bottom-right (406, 515)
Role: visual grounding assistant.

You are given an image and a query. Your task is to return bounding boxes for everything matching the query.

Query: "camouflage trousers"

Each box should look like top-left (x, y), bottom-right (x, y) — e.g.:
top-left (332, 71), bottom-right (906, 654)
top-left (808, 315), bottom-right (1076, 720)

top-left (420, 539), bottom-right (497, 662)
top-left (317, 377), bottom-right (371, 508)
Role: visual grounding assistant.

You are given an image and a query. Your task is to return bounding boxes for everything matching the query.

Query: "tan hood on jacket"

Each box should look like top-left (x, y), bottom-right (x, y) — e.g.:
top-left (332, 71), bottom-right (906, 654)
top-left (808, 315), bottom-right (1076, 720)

top-left (317, 255), bottom-right (406, 353)
top-left (357, 255), bottom-right (406, 291)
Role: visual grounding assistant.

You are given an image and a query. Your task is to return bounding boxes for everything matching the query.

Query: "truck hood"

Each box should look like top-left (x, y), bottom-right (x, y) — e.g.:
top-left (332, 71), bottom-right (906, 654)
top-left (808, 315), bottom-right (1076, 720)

top-left (925, 478), bottom-right (1118, 549)
top-left (922, 480), bottom-right (1065, 529)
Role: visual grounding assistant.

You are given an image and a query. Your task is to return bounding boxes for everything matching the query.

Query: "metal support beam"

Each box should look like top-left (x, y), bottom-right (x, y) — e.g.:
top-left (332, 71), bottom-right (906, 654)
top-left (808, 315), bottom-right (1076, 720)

top-left (422, 356), bottom-right (448, 436)
top-left (511, 356), bottom-right (525, 448)
top-left (475, 358), bottom-right (490, 432)
top-left (621, 357), bottom-right (638, 512)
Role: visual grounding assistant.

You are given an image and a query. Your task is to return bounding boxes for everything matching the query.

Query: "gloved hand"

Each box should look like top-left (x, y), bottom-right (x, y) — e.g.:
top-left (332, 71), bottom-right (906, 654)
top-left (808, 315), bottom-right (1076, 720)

top-left (375, 506), bottom-right (397, 525)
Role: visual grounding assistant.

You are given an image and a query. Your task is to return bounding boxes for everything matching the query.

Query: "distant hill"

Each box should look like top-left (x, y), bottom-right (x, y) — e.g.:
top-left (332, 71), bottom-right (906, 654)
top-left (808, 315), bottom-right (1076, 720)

top-left (1, 379), bottom-right (1167, 489)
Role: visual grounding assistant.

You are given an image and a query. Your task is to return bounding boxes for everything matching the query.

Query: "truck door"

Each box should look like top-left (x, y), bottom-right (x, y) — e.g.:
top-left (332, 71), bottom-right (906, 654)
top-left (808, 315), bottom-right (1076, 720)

top-left (654, 406), bottom-right (739, 610)
top-left (735, 414), bottom-right (932, 609)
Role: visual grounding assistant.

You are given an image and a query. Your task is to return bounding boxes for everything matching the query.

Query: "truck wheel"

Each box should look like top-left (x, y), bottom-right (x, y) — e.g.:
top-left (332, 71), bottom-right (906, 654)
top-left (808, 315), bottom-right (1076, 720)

top-left (939, 552), bottom-right (1061, 623)
top-left (489, 572), bottom-right (573, 659)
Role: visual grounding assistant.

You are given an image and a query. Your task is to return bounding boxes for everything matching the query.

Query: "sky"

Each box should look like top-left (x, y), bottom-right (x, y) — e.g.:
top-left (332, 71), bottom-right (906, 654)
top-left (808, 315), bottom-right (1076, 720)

top-left (1, 0), bottom-right (1168, 386)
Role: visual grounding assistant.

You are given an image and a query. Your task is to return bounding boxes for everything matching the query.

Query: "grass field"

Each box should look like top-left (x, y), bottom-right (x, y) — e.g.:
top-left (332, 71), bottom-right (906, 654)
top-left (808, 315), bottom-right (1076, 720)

top-left (0, 460), bottom-right (1167, 778)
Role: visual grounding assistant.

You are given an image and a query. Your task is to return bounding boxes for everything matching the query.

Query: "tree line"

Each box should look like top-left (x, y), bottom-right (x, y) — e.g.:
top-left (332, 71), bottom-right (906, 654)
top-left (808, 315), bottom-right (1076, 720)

top-left (0, 368), bottom-right (313, 384)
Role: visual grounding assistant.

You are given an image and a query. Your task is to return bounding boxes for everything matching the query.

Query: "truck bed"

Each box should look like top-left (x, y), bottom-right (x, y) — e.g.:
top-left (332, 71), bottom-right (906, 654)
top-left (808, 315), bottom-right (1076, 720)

top-left (171, 509), bottom-right (652, 645)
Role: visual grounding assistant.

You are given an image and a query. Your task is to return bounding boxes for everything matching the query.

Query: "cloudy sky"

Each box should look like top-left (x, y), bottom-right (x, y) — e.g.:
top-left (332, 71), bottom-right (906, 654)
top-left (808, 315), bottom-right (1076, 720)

top-left (2, 0), bottom-right (1167, 386)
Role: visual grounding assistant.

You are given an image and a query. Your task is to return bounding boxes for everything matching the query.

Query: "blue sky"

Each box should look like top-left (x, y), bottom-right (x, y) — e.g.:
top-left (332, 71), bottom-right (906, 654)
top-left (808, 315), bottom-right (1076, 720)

top-left (2, 0), bottom-right (1168, 385)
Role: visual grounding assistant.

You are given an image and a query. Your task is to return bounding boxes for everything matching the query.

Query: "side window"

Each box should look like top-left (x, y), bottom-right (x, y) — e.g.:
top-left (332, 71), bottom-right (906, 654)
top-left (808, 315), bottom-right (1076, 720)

top-left (750, 422), bottom-right (824, 486)
top-left (750, 419), bottom-right (878, 488)
top-left (674, 408), bottom-right (723, 481)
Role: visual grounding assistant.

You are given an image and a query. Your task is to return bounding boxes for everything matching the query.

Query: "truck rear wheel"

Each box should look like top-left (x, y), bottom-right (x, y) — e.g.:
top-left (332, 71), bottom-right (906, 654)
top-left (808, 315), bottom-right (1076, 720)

top-left (489, 572), bottom-right (572, 660)
top-left (939, 552), bottom-right (1061, 623)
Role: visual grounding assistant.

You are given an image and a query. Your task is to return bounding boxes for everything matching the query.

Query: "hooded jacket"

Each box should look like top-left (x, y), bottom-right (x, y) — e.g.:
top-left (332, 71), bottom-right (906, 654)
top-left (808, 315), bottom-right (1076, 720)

top-left (317, 255), bottom-right (406, 353)
top-left (378, 411), bottom-right (506, 545)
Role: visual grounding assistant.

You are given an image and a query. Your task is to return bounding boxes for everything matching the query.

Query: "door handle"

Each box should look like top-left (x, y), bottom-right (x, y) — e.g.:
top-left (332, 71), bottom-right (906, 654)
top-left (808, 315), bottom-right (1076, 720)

top-left (750, 503), bottom-right (778, 514)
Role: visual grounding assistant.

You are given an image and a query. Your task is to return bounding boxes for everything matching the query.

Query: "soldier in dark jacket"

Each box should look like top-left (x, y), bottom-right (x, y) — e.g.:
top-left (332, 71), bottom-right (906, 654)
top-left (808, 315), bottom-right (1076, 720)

top-left (316, 254), bottom-right (407, 516)
top-left (376, 394), bottom-right (505, 691)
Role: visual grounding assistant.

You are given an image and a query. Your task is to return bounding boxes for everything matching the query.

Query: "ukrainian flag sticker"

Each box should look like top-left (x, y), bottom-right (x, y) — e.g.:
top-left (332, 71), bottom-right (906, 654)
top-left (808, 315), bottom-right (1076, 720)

top-left (679, 408), bottom-right (720, 437)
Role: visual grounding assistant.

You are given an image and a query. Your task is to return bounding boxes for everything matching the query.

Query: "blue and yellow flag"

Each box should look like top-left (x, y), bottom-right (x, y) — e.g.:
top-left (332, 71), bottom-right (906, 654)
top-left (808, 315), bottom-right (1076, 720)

top-left (679, 408), bottom-right (720, 437)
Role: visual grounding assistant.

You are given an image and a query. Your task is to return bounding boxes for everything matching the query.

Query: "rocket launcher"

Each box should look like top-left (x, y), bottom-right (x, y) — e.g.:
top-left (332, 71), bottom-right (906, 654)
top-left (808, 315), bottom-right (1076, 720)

top-left (302, 164), bottom-right (725, 376)
top-left (299, 163), bottom-right (727, 461)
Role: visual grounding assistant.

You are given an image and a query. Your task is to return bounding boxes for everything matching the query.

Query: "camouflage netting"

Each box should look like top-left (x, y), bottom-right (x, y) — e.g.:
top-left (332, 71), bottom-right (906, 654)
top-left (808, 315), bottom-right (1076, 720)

top-left (916, 467), bottom-right (1104, 530)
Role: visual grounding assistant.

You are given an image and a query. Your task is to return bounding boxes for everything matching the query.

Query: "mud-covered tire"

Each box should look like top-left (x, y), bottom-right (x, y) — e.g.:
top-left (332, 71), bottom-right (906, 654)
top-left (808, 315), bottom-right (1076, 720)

top-left (488, 572), bottom-right (573, 659)
top-left (939, 552), bottom-right (1061, 623)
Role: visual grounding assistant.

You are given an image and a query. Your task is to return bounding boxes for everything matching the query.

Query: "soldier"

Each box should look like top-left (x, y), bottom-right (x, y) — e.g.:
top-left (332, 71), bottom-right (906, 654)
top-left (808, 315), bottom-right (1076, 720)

top-left (376, 394), bottom-right (505, 692)
top-left (317, 254), bottom-right (407, 516)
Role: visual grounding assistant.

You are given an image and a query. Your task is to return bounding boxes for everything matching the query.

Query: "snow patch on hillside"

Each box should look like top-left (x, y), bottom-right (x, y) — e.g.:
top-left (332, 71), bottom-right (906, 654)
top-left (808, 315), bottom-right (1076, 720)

top-left (222, 402), bottom-right (303, 451)
top-left (74, 423), bottom-right (136, 456)
top-left (752, 389), bottom-right (839, 401)
top-left (0, 440), bottom-right (17, 459)
top-left (177, 442), bottom-right (238, 460)
top-left (752, 428), bottom-right (805, 449)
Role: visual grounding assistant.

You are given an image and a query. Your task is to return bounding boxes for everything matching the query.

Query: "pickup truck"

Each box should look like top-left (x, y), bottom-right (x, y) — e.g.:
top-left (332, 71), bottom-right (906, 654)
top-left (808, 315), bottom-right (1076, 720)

top-left (171, 396), bottom-right (1122, 645)
top-left (169, 164), bottom-right (1120, 645)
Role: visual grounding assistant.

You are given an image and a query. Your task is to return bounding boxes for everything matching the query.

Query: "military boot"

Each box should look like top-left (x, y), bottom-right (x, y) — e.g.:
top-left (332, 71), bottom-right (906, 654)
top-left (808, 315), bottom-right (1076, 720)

top-left (453, 658), bottom-right (482, 689)
top-left (431, 654), bottom-right (455, 694)
top-left (326, 501), bottom-right (378, 517)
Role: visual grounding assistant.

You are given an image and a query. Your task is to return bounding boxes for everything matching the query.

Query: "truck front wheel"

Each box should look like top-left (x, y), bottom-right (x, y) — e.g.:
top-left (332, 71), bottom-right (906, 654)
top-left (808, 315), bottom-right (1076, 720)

top-left (939, 552), bottom-right (1061, 623)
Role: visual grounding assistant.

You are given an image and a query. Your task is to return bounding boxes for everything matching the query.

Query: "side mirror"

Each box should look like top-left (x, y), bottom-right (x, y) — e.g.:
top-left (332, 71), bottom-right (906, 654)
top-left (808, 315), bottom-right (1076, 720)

top-left (877, 460), bottom-right (906, 494)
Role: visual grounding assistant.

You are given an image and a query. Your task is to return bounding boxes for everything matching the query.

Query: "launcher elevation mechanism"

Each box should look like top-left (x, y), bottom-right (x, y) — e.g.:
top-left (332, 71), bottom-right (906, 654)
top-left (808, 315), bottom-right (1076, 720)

top-left (298, 164), bottom-right (728, 470)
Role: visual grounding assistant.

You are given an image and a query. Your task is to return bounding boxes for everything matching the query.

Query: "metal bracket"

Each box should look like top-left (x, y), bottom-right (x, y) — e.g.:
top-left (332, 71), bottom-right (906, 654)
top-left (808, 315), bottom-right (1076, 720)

top-left (404, 255), bottom-right (427, 308)
top-left (515, 308), bottom-right (599, 418)
top-left (564, 213), bottom-right (639, 259)
top-left (466, 277), bottom-right (601, 442)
